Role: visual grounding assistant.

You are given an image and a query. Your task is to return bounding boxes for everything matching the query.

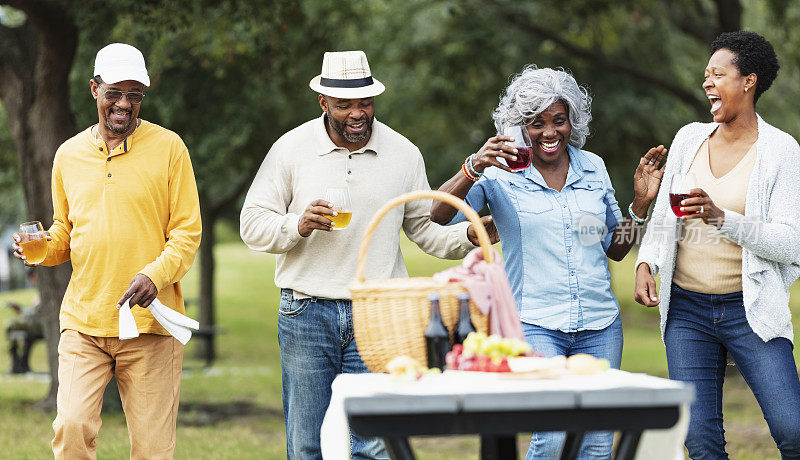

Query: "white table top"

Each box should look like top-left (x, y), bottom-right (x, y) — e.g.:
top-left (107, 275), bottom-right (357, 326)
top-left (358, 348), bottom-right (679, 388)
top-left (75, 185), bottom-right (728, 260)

top-left (341, 369), bottom-right (693, 416)
top-left (321, 369), bottom-right (693, 459)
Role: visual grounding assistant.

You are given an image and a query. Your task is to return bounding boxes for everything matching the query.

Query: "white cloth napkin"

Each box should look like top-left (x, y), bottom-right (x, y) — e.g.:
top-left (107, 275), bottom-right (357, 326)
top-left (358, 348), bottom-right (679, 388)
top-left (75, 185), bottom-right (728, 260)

top-left (118, 298), bottom-right (199, 345)
top-left (118, 301), bottom-right (139, 340)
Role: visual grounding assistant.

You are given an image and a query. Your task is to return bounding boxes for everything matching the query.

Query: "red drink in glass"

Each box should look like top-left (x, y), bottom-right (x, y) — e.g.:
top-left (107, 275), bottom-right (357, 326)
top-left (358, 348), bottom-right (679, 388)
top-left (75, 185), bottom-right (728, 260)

top-left (507, 146), bottom-right (532, 171)
top-left (501, 125), bottom-right (533, 172)
top-left (669, 193), bottom-right (700, 217)
top-left (669, 173), bottom-right (699, 217)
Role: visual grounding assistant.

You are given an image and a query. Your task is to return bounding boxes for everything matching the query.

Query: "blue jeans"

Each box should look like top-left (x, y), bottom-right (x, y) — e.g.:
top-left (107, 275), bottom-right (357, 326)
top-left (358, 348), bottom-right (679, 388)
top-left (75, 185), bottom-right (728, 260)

top-left (522, 315), bottom-right (623, 460)
top-left (666, 284), bottom-right (800, 459)
top-left (277, 289), bottom-right (387, 460)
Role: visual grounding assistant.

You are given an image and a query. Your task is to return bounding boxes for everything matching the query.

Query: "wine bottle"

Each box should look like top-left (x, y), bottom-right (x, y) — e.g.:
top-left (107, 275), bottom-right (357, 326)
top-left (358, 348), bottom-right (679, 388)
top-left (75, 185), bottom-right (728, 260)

top-left (454, 293), bottom-right (476, 346)
top-left (425, 294), bottom-right (450, 370)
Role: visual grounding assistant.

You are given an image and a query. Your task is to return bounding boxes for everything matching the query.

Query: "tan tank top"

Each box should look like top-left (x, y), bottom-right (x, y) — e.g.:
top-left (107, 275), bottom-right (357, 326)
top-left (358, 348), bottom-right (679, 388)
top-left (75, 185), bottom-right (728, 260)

top-left (672, 138), bottom-right (757, 294)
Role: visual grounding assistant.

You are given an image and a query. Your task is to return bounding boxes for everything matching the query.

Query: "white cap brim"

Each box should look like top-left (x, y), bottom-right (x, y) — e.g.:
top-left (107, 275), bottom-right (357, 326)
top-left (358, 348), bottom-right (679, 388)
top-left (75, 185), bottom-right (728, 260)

top-left (309, 75), bottom-right (384, 99)
top-left (97, 68), bottom-right (150, 87)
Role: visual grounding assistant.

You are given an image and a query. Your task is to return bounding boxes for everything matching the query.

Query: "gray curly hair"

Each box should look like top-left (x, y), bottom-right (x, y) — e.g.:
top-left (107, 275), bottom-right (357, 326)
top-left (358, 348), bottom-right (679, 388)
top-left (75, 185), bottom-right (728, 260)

top-left (492, 65), bottom-right (592, 148)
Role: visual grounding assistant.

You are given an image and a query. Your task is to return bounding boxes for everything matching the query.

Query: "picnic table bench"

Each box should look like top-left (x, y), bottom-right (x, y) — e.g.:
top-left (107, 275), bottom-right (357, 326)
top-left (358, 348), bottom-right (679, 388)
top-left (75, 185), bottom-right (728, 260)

top-left (5, 302), bottom-right (43, 374)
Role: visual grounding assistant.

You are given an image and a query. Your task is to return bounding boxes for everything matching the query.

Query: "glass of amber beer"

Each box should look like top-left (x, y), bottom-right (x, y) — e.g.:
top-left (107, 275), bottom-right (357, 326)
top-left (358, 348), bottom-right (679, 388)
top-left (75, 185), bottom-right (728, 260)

top-left (19, 221), bottom-right (47, 265)
top-left (324, 187), bottom-right (352, 230)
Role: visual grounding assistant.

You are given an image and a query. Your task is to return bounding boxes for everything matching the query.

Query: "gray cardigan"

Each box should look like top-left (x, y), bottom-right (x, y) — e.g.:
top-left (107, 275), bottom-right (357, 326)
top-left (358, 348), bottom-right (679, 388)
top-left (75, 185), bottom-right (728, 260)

top-left (636, 114), bottom-right (800, 343)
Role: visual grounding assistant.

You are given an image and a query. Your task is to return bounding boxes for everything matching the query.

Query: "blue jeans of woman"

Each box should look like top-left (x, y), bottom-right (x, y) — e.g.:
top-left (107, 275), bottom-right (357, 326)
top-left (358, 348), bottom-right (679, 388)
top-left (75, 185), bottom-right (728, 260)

top-left (277, 289), bottom-right (388, 460)
top-left (665, 284), bottom-right (800, 459)
top-left (523, 315), bottom-right (623, 460)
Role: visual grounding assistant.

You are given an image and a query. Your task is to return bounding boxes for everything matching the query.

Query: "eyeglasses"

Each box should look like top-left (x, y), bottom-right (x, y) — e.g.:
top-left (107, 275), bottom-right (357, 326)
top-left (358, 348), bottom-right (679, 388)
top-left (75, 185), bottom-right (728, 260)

top-left (102, 89), bottom-right (145, 104)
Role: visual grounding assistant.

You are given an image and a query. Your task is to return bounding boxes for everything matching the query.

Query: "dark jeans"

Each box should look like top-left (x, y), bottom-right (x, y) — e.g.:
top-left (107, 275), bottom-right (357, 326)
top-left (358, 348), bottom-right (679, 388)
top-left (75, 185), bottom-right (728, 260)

top-left (277, 289), bottom-right (387, 460)
top-left (665, 284), bottom-right (800, 459)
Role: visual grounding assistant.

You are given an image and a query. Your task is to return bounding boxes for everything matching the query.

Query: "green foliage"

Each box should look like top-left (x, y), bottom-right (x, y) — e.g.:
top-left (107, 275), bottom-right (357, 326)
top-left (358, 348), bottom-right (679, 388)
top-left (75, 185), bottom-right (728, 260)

top-left (746, 0), bottom-right (800, 135)
top-left (341, 0), bottom-right (800, 206)
top-left (60, 0), bottom-right (378, 219)
top-left (351, 0), bottom-right (711, 197)
top-left (0, 106), bottom-right (23, 226)
top-left (6, 0), bottom-right (800, 220)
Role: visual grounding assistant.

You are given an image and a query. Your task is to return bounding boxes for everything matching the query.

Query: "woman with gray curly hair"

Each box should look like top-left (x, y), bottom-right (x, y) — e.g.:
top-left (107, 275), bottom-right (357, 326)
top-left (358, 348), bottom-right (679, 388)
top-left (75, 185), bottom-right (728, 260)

top-left (431, 66), bottom-right (666, 458)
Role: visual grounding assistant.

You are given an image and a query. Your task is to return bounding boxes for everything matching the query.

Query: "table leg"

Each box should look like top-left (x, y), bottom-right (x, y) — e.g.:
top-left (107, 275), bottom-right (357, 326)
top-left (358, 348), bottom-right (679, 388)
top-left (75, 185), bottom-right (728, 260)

top-left (559, 432), bottom-right (585, 460)
top-left (614, 430), bottom-right (642, 460)
top-left (382, 437), bottom-right (415, 460)
top-left (480, 435), bottom-right (518, 459)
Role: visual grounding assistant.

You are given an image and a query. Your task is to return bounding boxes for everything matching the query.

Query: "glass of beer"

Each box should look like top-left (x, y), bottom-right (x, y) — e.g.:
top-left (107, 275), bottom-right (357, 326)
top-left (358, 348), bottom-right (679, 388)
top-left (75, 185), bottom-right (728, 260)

top-left (19, 221), bottom-right (47, 265)
top-left (324, 187), bottom-right (353, 230)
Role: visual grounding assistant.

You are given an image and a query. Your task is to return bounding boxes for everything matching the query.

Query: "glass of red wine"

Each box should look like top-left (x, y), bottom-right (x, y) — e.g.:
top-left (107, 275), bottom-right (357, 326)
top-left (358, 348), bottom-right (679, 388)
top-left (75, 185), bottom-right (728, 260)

top-left (669, 173), bottom-right (699, 217)
top-left (501, 125), bottom-right (533, 171)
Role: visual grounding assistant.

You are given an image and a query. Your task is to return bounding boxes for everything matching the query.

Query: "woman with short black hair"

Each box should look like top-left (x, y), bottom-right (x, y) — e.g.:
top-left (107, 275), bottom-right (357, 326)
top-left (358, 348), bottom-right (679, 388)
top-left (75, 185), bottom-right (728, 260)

top-left (635, 30), bottom-right (800, 458)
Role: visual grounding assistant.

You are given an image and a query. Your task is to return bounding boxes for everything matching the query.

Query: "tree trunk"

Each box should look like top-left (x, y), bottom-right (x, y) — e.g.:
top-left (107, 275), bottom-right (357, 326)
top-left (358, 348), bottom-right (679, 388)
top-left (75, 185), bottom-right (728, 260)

top-left (35, 267), bottom-right (71, 408)
top-left (714, 0), bottom-right (743, 34)
top-left (192, 177), bottom-right (254, 366)
top-left (196, 196), bottom-right (216, 365)
top-left (0, 0), bottom-right (78, 410)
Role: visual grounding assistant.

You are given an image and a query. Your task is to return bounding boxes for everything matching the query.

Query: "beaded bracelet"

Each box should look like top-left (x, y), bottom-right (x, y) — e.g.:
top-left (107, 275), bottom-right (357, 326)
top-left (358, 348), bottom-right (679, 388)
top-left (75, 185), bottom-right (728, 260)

top-left (462, 155), bottom-right (481, 182)
top-left (628, 202), bottom-right (648, 225)
top-left (467, 154), bottom-right (483, 178)
top-left (461, 163), bottom-right (479, 182)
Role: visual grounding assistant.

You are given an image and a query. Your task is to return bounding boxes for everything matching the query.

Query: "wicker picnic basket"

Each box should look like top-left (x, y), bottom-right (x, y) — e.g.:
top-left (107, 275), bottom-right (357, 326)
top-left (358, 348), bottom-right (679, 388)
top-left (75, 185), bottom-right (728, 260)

top-left (349, 190), bottom-right (494, 373)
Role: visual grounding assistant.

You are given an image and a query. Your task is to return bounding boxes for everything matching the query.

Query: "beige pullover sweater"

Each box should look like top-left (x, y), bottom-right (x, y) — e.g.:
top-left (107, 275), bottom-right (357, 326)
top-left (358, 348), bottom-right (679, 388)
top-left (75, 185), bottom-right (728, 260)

top-left (240, 115), bottom-right (474, 300)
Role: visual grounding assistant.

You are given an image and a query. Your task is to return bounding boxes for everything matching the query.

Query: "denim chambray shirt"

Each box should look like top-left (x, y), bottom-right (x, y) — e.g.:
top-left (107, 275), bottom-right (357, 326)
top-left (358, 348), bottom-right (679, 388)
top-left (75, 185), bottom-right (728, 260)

top-left (450, 145), bottom-right (623, 332)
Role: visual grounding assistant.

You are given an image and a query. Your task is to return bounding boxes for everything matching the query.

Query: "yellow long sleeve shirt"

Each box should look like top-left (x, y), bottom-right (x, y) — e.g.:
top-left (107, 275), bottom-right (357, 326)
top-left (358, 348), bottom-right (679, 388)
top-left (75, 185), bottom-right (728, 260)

top-left (43, 120), bottom-right (202, 337)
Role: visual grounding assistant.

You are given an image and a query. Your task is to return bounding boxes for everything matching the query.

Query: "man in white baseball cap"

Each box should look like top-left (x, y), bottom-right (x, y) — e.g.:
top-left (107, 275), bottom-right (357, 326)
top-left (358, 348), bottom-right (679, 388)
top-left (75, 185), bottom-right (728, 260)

top-left (11, 42), bottom-right (201, 459)
top-left (241, 51), bottom-right (494, 459)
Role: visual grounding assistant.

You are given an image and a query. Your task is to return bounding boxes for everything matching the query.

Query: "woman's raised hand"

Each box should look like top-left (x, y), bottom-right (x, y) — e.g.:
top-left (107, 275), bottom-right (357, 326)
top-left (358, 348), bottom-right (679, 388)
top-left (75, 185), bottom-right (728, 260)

top-left (472, 135), bottom-right (520, 174)
top-left (633, 145), bottom-right (668, 204)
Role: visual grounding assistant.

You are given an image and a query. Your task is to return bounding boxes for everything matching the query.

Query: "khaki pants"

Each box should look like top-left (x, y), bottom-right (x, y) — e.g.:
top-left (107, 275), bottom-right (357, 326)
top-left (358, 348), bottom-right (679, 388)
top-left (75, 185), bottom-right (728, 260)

top-left (51, 330), bottom-right (183, 460)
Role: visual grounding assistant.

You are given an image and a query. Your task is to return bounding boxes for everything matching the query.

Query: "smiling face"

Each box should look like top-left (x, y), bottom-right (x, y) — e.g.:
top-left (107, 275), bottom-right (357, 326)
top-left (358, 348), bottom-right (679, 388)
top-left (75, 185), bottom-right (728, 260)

top-left (90, 79), bottom-right (145, 136)
top-left (525, 100), bottom-right (572, 168)
top-left (319, 95), bottom-right (375, 149)
top-left (703, 49), bottom-right (756, 123)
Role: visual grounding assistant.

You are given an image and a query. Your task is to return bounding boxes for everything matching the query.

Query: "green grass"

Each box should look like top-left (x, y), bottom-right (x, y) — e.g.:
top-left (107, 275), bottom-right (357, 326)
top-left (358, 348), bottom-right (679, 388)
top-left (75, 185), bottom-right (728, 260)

top-left (0, 238), bottom-right (798, 458)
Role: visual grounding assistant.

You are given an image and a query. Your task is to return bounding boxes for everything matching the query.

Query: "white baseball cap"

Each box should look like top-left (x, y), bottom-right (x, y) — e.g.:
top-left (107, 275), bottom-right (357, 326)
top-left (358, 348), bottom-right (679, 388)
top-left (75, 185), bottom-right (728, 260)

top-left (93, 43), bottom-right (150, 87)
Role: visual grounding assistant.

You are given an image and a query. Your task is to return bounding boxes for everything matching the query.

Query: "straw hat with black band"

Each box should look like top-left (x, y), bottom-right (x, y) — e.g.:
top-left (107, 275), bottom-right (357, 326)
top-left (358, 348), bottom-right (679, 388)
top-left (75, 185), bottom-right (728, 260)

top-left (309, 51), bottom-right (385, 99)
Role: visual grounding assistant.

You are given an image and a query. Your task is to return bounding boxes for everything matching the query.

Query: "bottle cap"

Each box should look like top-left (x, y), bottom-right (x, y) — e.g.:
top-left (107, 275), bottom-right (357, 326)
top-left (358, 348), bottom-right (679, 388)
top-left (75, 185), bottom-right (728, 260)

top-left (428, 294), bottom-right (440, 302)
top-left (458, 293), bottom-right (470, 301)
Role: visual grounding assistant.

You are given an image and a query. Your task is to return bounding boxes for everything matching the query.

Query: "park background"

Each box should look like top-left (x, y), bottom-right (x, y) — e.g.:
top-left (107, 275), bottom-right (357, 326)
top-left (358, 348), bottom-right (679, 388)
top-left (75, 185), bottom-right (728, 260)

top-left (1, 0), bottom-right (799, 458)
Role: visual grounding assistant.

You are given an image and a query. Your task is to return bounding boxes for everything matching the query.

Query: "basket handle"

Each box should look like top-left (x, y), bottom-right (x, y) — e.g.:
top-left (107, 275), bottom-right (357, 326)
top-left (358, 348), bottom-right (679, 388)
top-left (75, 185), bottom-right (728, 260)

top-left (355, 190), bottom-right (494, 283)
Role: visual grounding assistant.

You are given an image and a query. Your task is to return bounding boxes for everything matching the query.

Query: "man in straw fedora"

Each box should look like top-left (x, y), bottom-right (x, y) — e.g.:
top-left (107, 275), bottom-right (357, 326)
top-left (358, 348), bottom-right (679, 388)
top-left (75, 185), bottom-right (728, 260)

top-left (241, 50), bottom-right (495, 458)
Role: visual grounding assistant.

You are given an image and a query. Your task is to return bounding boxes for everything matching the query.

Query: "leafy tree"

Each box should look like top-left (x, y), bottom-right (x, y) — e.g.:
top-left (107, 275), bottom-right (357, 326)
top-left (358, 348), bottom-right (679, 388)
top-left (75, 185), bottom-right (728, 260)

top-left (0, 0), bottom-right (370, 398)
top-left (0, 106), bottom-right (23, 227)
top-left (0, 0), bottom-right (79, 408)
top-left (360, 0), bottom-right (800, 207)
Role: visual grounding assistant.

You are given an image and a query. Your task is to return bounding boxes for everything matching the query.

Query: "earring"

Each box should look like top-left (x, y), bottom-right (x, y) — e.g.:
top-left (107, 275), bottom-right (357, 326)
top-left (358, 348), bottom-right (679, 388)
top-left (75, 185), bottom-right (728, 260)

top-left (745, 87), bottom-right (749, 92)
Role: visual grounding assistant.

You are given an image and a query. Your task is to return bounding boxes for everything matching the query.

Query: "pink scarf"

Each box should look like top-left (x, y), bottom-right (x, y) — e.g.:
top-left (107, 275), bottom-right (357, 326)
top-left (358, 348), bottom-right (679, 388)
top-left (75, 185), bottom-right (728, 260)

top-left (432, 248), bottom-right (524, 340)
